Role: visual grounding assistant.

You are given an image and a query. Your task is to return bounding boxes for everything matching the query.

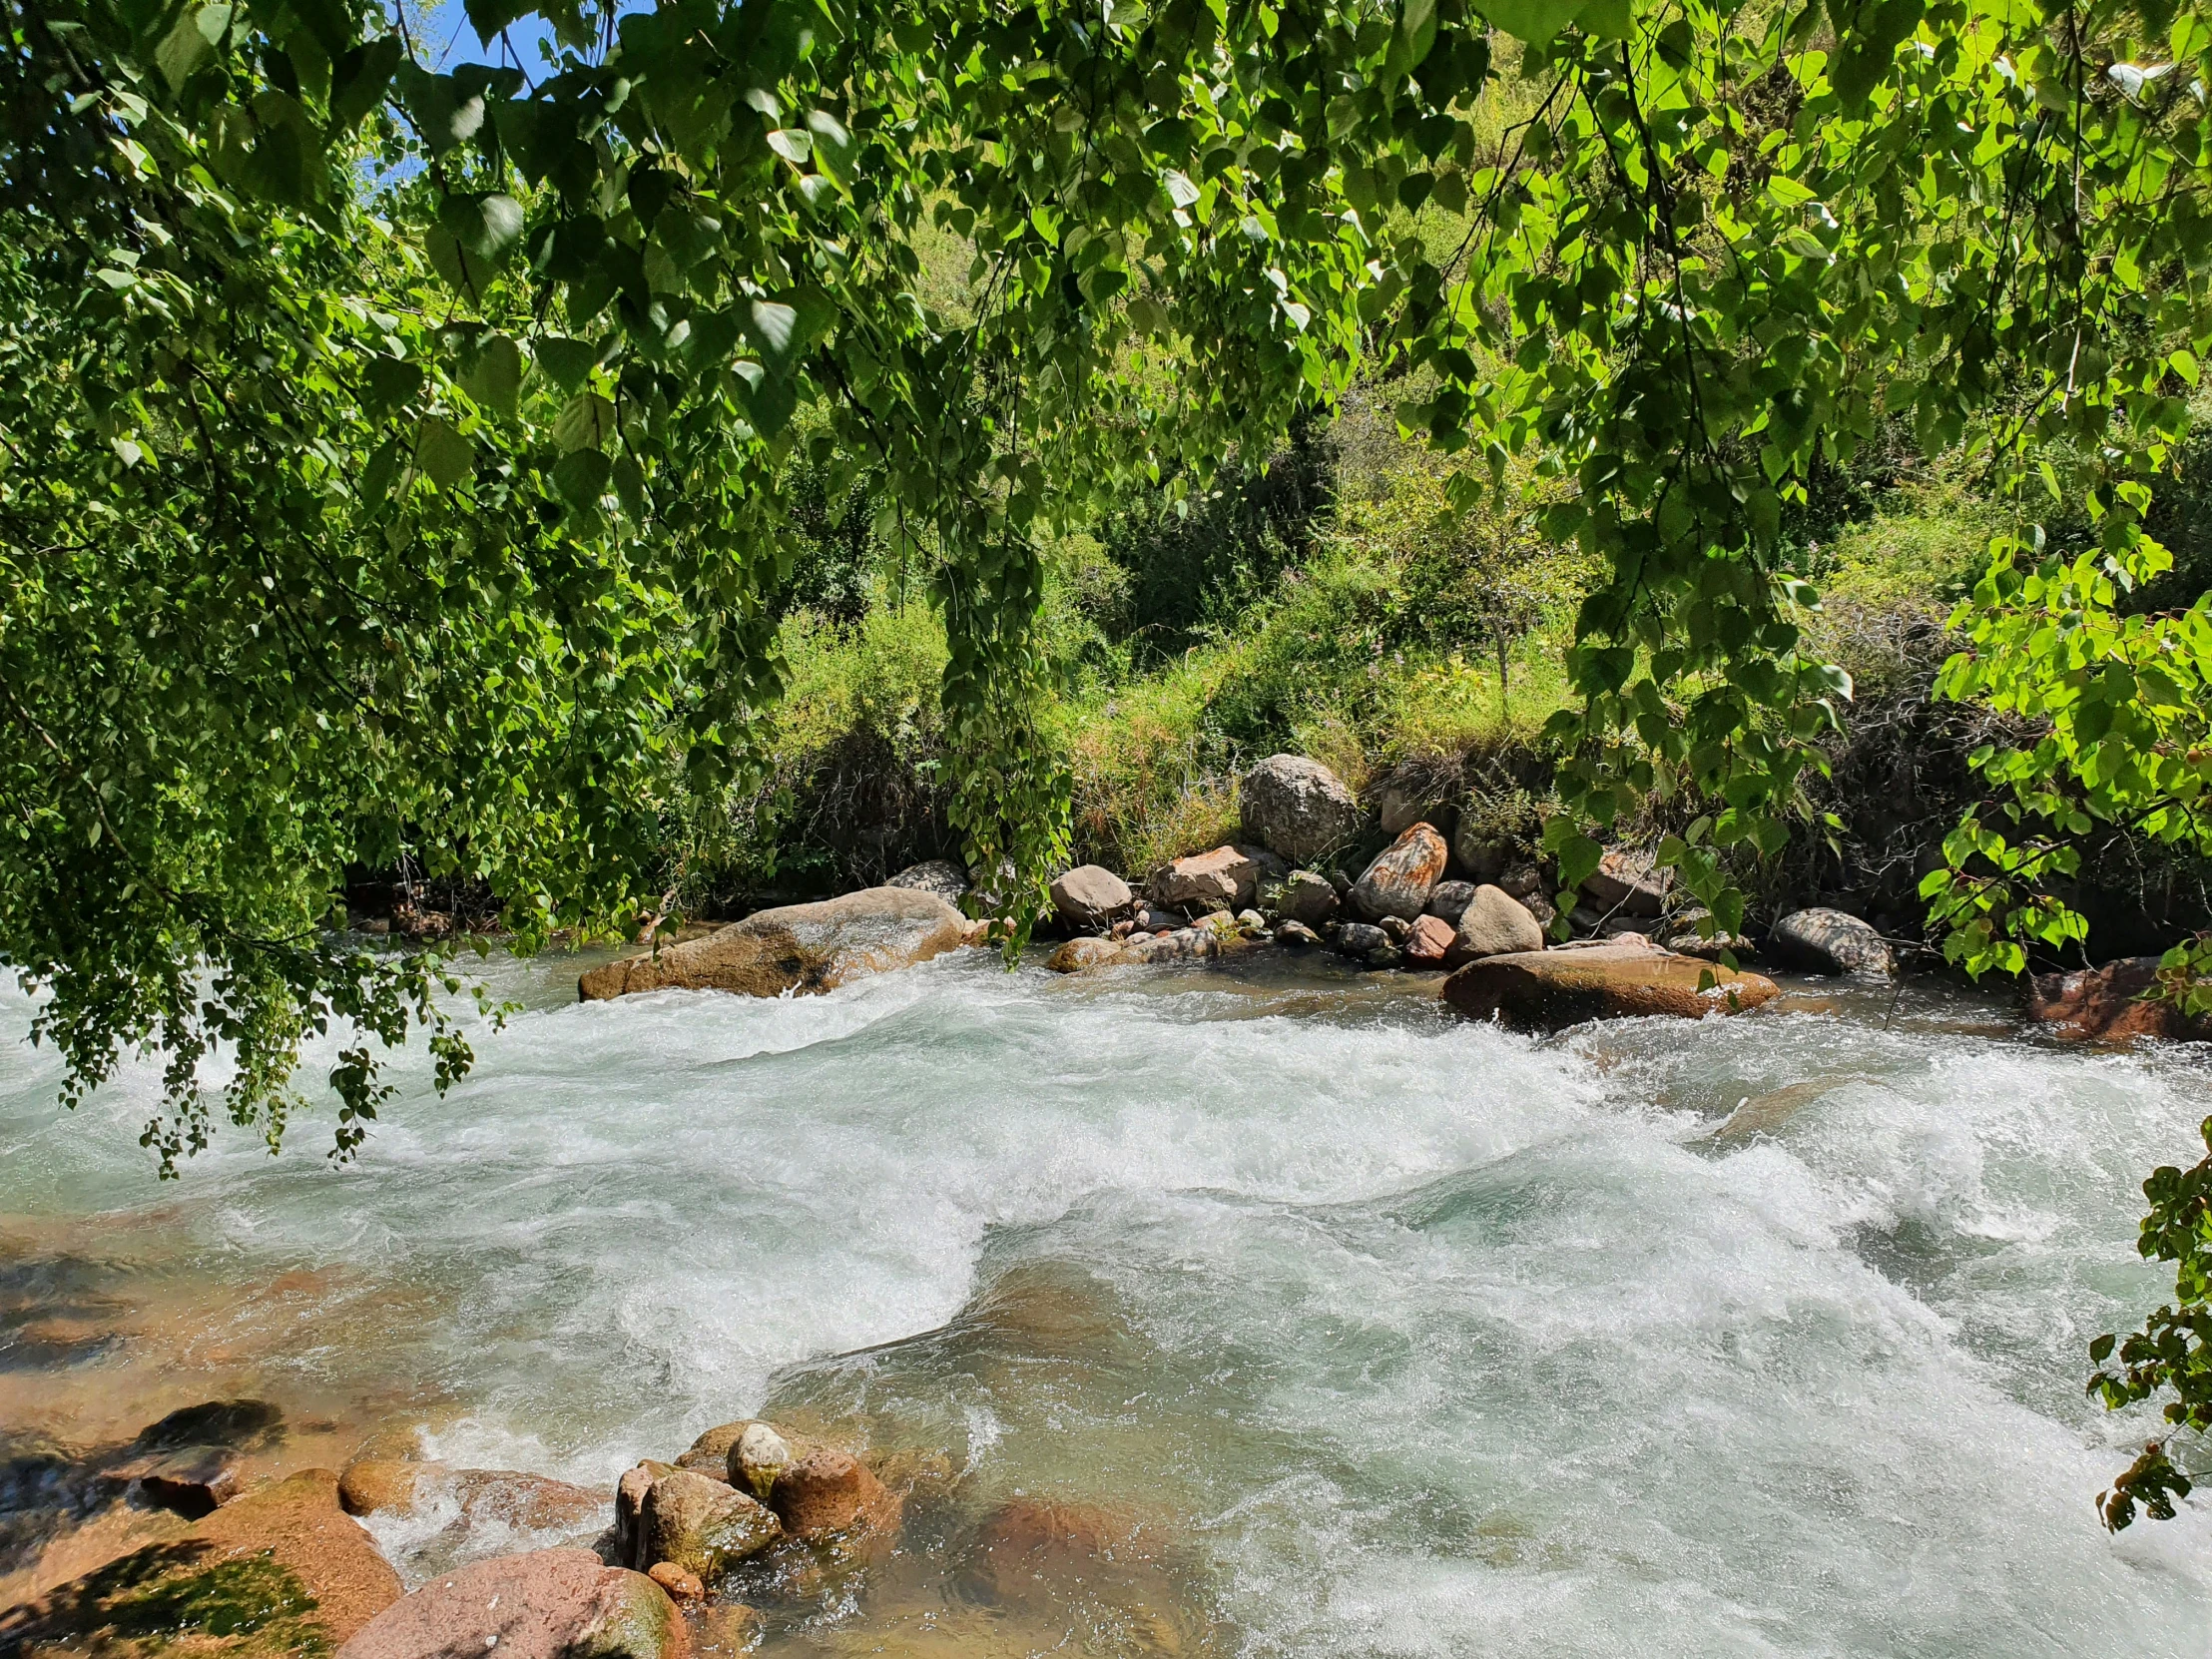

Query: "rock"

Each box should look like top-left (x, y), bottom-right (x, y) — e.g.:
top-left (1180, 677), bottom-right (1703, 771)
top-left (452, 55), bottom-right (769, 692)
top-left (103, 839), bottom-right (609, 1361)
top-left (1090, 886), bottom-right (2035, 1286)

top-left (1048, 936), bottom-right (1128, 973)
top-left (1239, 755), bottom-right (1364, 863)
top-left (1520, 890), bottom-right (1558, 930)
top-left (2027, 957), bottom-right (2212, 1041)
top-left (1131, 903), bottom-right (1181, 932)
top-left (646, 1561), bottom-right (705, 1602)
top-left (1147, 845), bottom-right (1259, 910)
top-left (1049, 865), bottom-right (1133, 928)
top-left (886, 858), bottom-right (969, 905)
top-left (1452, 824), bottom-right (1512, 881)
top-left (339, 1458), bottom-right (443, 1517)
top-left (1446, 883), bottom-right (1546, 966)
top-left (98, 1444), bottom-right (243, 1517)
top-left (578, 887), bottom-right (966, 1001)
top-left (1404, 914), bottom-right (1455, 966)
top-left (1121, 927), bottom-right (1218, 964)
top-left (1580, 847), bottom-right (1669, 918)
top-left (616, 1460), bottom-right (676, 1569)
top-left (1274, 920), bottom-right (1320, 947)
top-left (1277, 870), bottom-right (1340, 928)
top-left (1350, 823), bottom-right (1448, 921)
top-left (729, 1422), bottom-right (793, 1502)
top-left (1440, 943), bottom-right (1779, 1030)
top-left (640, 1468), bottom-right (782, 1580)
top-left (339, 1460), bottom-right (606, 1538)
top-left (1235, 908), bottom-right (1267, 932)
top-left (1423, 880), bottom-right (1477, 925)
top-left (956, 1497), bottom-right (1147, 1604)
top-left (1234, 843), bottom-right (1291, 889)
top-left (1654, 907), bottom-right (1751, 959)
top-left (691, 1604), bottom-right (764, 1655)
top-left (133, 1398), bottom-right (285, 1452)
top-left (1767, 907), bottom-right (1894, 976)
top-left (1377, 782), bottom-right (1432, 837)
top-left (1335, 921), bottom-right (1389, 957)
top-left (333, 1547), bottom-right (686, 1659)
top-left (768, 1448), bottom-right (897, 1540)
top-left (1497, 861), bottom-right (1545, 901)
top-left (1365, 944), bottom-right (1403, 968)
top-left (1378, 914), bottom-right (1411, 945)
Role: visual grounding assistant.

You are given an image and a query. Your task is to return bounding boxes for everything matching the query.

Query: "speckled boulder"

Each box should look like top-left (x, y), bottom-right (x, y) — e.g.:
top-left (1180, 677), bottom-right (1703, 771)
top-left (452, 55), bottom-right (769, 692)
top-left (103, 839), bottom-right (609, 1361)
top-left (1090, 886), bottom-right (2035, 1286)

top-left (1441, 943), bottom-right (1777, 1030)
top-left (578, 888), bottom-right (965, 1001)
top-left (1239, 755), bottom-right (1363, 864)
top-left (1350, 824), bottom-right (1448, 921)
top-left (335, 1546), bottom-right (686, 1659)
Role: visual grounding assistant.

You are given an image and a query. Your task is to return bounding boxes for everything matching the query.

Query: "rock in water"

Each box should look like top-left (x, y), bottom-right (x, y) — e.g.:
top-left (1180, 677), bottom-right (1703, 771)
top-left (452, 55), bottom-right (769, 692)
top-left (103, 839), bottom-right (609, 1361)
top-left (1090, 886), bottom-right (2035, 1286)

top-left (886, 858), bottom-right (969, 904)
top-left (1767, 907), bottom-right (1894, 976)
top-left (97, 1443), bottom-right (243, 1517)
top-left (2027, 956), bottom-right (2212, 1041)
top-left (1048, 936), bottom-right (1129, 973)
top-left (1335, 921), bottom-right (1388, 957)
top-left (730, 1422), bottom-right (793, 1501)
top-left (1423, 880), bottom-right (1477, 925)
top-left (1447, 883), bottom-right (1546, 965)
top-left (1441, 943), bottom-right (1778, 1030)
top-left (578, 887), bottom-right (966, 1001)
top-left (1274, 919), bottom-right (1320, 947)
top-left (1240, 754), bottom-right (1364, 864)
top-left (1351, 824), bottom-right (1448, 921)
top-left (769, 1448), bottom-right (897, 1539)
top-left (1122, 927), bottom-right (1219, 964)
top-left (616, 1460), bottom-right (677, 1569)
top-left (1277, 869), bottom-right (1340, 927)
top-left (333, 1547), bottom-right (686, 1659)
top-left (1050, 865), bottom-right (1133, 927)
top-left (640, 1468), bottom-right (782, 1580)
top-left (1148, 846), bottom-right (1260, 909)
top-left (1579, 847), bottom-right (1670, 917)
top-left (1404, 914), bottom-right (1455, 965)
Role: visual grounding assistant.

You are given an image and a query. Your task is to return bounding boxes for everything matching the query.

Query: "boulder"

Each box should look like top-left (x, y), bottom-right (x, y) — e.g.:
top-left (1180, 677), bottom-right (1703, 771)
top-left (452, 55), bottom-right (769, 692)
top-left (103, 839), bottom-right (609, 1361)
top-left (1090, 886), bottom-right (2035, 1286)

top-left (675, 1421), bottom-right (757, 1474)
top-left (1452, 824), bottom-right (1512, 881)
top-left (1335, 921), bottom-right (1388, 957)
top-left (1441, 943), bottom-right (1779, 1030)
top-left (578, 887), bottom-right (966, 1001)
top-left (768, 1448), bottom-right (897, 1540)
top-left (692, 1604), bottom-right (765, 1656)
top-left (1049, 865), bottom-right (1133, 928)
top-left (1121, 927), bottom-right (1218, 964)
top-left (955, 1497), bottom-right (1148, 1604)
top-left (886, 858), bottom-right (969, 905)
top-left (339, 1458), bottom-right (443, 1517)
top-left (1403, 914), bottom-right (1455, 966)
top-left (615, 1460), bottom-right (677, 1569)
top-left (729, 1422), bottom-right (793, 1502)
top-left (1580, 847), bottom-right (1669, 918)
top-left (640, 1468), bottom-right (782, 1580)
top-left (1767, 907), bottom-right (1894, 976)
top-left (1235, 843), bottom-right (1291, 889)
top-left (97, 1444), bottom-right (243, 1517)
top-left (1652, 907), bottom-right (1750, 960)
top-left (1350, 824), bottom-right (1449, 921)
top-left (2027, 957), bottom-right (2212, 1042)
top-left (1377, 782), bottom-right (1434, 838)
top-left (1446, 883), bottom-right (1547, 966)
top-left (1148, 846), bottom-right (1259, 910)
top-left (1276, 870), bottom-right (1340, 928)
top-left (333, 1547), bottom-right (686, 1659)
top-left (1274, 920), bottom-right (1320, 947)
top-left (1496, 861), bottom-right (1546, 901)
top-left (133, 1398), bottom-right (285, 1452)
top-left (1423, 880), bottom-right (1477, 925)
top-left (1048, 936), bottom-right (1128, 973)
top-left (339, 1460), bottom-right (607, 1538)
top-left (1239, 755), bottom-right (1364, 864)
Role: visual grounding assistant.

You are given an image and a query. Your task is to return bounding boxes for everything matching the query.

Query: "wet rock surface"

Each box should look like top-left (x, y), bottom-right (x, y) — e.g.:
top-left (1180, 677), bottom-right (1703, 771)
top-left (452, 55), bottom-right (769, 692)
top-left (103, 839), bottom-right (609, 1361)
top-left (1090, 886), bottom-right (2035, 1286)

top-left (1441, 942), bottom-right (1779, 1029)
top-left (2027, 955), bottom-right (2212, 1041)
top-left (578, 887), bottom-right (968, 1001)
top-left (333, 1546), bottom-right (686, 1659)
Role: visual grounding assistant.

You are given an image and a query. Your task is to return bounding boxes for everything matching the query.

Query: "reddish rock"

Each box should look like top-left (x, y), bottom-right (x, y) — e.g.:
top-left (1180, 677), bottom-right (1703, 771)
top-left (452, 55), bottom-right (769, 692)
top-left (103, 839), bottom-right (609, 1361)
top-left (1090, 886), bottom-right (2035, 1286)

top-left (338, 1459), bottom-right (605, 1540)
top-left (98, 1444), bottom-right (243, 1517)
top-left (1441, 943), bottom-right (1778, 1030)
top-left (692, 1603), bottom-right (765, 1654)
top-left (1147, 846), bottom-right (1260, 909)
top-left (647, 1560), bottom-right (705, 1602)
top-left (1403, 914), bottom-right (1455, 965)
top-left (1048, 935), bottom-right (1128, 972)
top-left (1580, 847), bottom-right (1669, 917)
top-left (957, 1498), bottom-right (1149, 1602)
top-left (768, 1448), bottom-right (898, 1539)
top-left (617, 1459), bottom-right (677, 1568)
top-left (1351, 824), bottom-right (1448, 921)
top-left (334, 1546), bottom-right (687, 1659)
top-left (639, 1468), bottom-right (781, 1580)
top-left (2027, 956), bottom-right (2212, 1041)
top-left (338, 1458), bottom-right (442, 1516)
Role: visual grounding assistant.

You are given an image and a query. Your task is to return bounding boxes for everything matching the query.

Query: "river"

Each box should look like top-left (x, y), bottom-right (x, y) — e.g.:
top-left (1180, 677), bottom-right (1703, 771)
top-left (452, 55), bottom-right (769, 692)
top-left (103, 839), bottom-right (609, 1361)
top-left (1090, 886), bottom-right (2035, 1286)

top-left (1, 948), bottom-right (2207, 1653)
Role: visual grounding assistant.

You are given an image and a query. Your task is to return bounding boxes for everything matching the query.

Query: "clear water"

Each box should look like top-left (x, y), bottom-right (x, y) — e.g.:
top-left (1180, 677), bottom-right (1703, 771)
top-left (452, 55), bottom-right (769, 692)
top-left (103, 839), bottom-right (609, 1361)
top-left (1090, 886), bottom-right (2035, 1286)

top-left (1, 948), bottom-right (2207, 1653)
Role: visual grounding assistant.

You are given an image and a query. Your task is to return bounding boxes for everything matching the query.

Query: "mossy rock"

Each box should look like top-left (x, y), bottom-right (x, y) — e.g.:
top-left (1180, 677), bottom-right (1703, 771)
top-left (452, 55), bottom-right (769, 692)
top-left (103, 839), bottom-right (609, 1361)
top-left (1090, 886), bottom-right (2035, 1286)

top-left (0, 1541), bottom-right (333, 1656)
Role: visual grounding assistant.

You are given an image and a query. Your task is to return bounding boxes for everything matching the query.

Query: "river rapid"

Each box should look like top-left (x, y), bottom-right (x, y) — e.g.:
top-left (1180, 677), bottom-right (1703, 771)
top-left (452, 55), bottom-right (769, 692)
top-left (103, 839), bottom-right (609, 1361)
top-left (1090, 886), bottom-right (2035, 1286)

top-left (1, 947), bottom-right (2207, 1654)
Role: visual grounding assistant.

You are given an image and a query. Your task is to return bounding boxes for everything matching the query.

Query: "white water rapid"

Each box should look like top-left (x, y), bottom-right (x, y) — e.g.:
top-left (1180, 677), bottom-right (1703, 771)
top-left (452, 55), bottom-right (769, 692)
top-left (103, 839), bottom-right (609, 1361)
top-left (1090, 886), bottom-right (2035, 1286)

top-left (1, 948), bottom-right (2207, 1653)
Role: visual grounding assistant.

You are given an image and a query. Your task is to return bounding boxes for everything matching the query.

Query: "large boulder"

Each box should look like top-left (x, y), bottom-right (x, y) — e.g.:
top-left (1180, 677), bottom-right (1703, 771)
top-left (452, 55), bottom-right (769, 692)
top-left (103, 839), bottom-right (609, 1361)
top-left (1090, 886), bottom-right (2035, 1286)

top-left (1766, 907), bottom-right (1894, 976)
top-left (1441, 943), bottom-right (1778, 1030)
top-left (2027, 956), bottom-right (2212, 1041)
top-left (1239, 755), bottom-right (1363, 863)
top-left (639, 1468), bottom-right (782, 1581)
top-left (1050, 865), bottom-right (1133, 928)
top-left (1447, 884), bottom-right (1546, 965)
top-left (886, 858), bottom-right (969, 905)
top-left (1350, 824), bottom-right (1448, 921)
top-left (768, 1448), bottom-right (898, 1540)
top-left (1047, 936), bottom-right (1127, 973)
top-left (578, 887), bottom-right (966, 1001)
top-left (1122, 928), bottom-right (1220, 964)
top-left (338, 1461), bottom-right (605, 1537)
top-left (1580, 847), bottom-right (1669, 918)
top-left (334, 1547), bottom-right (687, 1659)
top-left (1452, 822), bottom-right (1513, 881)
top-left (1147, 846), bottom-right (1259, 910)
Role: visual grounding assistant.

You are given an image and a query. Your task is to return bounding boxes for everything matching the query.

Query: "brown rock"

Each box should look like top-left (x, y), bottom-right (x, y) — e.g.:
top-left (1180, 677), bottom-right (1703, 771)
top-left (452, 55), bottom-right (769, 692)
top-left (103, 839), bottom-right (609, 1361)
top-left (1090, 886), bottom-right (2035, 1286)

top-left (338, 1458), bottom-right (445, 1517)
top-left (1446, 883), bottom-right (1548, 965)
top-left (956, 1497), bottom-right (1151, 1604)
top-left (1580, 847), bottom-right (1670, 917)
top-left (98, 1444), bottom-right (243, 1518)
top-left (1350, 824), bottom-right (1448, 921)
top-left (1403, 914), bottom-right (1455, 965)
top-left (1050, 864), bottom-right (1134, 927)
top-left (1147, 845), bottom-right (1260, 909)
top-left (578, 887), bottom-right (966, 1001)
top-left (1276, 869), bottom-right (1340, 927)
top-left (1239, 754), bottom-right (1363, 863)
top-left (333, 1546), bottom-right (687, 1659)
top-left (1441, 943), bottom-right (1777, 1030)
top-left (339, 1460), bottom-right (605, 1543)
top-left (692, 1603), bottom-right (765, 1655)
top-left (647, 1560), bottom-right (705, 1602)
top-left (641, 1469), bottom-right (782, 1581)
top-left (2027, 956), bottom-right (2212, 1041)
top-left (1048, 935), bottom-right (1128, 973)
top-left (768, 1448), bottom-right (897, 1540)
top-left (617, 1460), bottom-right (676, 1569)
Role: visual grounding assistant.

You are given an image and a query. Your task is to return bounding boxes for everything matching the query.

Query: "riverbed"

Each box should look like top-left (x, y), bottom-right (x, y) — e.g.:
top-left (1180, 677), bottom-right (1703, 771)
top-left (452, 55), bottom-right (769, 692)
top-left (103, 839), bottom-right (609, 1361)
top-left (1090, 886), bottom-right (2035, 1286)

top-left (1, 947), bottom-right (2207, 1653)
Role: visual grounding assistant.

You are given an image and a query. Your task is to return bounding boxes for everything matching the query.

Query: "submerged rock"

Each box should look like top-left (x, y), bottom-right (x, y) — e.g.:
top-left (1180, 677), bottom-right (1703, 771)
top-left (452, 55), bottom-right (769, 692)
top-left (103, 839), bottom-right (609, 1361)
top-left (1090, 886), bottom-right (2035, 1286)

top-left (769, 1448), bottom-right (898, 1540)
top-left (1447, 883), bottom-right (1546, 965)
top-left (1050, 865), bottom-right (1133, 928)
top-left (333, 1546), bottom-right (685, 1659)
top-left (1351, 824), bottom-right (1448, 921)
top-left (2027, 956), bottom-right (2212, 1041)
top-left (578, 887), bottom-right (966, 1001)
top-left (640, 1469), bottom-right (782, 1581)
top-left (886, 858), bottom-right (969, 905)
top-left (1767, 907), bottom-right (1894, 976)
top-left (1441, 943), bottom-right (1778, 1029)
top-left (97, 1443), bottom-right (243, 1517)
top-left (1240, 754), bottom-right (1363, 863)
top-left (1048, 935), bottom-right (1128, 973)
top-left (1148, 846), bottom-right (1259, 909)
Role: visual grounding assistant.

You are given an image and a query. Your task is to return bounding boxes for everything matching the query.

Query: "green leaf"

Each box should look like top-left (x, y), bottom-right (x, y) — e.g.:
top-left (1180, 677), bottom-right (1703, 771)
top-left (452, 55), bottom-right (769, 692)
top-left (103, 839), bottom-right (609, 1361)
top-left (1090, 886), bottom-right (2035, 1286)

top-left (1479, 0), bottom-right (1586, 44)
top-left (158, 4), bottom-right (233, 94)
top-left (552, 391), bottom-right (615, 452)
top-left (533, 337), bottom-right (598, 392)
top-left (413, 416), bottom-right (474, 490)
top-left (1387, 0), bottom-right (1439, 76)
top-left (459, 334), bottom-right (522, 417)
top-left (428, 193), bottom-right (524, 295)
top-left (551, 446), bottom-right (612, 510)
top-left (329, 35), bottom-right (400, 131)
top-left (363, 356), bottom-right (424, 411)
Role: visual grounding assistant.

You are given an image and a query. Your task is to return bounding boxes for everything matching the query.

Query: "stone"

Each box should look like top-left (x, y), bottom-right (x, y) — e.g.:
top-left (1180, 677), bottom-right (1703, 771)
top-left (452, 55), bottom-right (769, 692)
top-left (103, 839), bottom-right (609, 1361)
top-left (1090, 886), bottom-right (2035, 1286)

top-left (729, 1422), bottom-right (793, 1502)
top-left (956, 1498), bottom-right (1148, 1604)
top-left (2027, 957), bottom-right (2212, 1042)
top-left (692, 1604), bottom-right (764, 1656)
top-left (768, 1448), bottom-right (897, 1540)
top-left (646, 1561), bottom-right (705, 1602)
top-left (1276, 870), bottom-right (1340, 927)
top-left (1239, 754), bottom-right (1364, 863)
top-left (1378, 914), bottom-right (1412, 945)
top-left (1364, 944), bottom-right (1403, 968)
top-left (1335, 921), bottom-right (1388, 957)
top-left (1452, 823), bottom-right (1513, 881)
top-left (1767, 907), bottom-right (1895, 976)
top-left (1404, 914), bottom-right (1455, 966)
top-left (340, 1460), bottom-right (606, 1542)
top-left (1234, 843), bottom-right (1291, 889)
top-left (133, 1398), bottom-right (285, 1452)
top-left (98, 1444), bottom-right (243, 1518)
top-left (1048, 936), bottom-right (1128, 973)
top-left (333, 1547), bottom-right (686, 1659)
top-left (1147, 845), bottom-right (1260, 909)
top-left (1497, 861), bottom-right (1545, 901)
top-left (1236, 908), bottom-right (1267, 931)
top-left (1423, 880), bottom-right (1477, 925)
top-left (640, 1469), bottom-right (782, 1581)
top-left (1520, 890), bottom-right (1558, 930)
top-left (885, 858), bottom-right (969, 904)
top-left (1377, 783), bottom-right (1432, 838)
top-left (339, 1458), bottom-right (443, 1517)
top-left (1440, 943), bottom-right (1779, 1030)
top-left (1121, 927), bottom-right (1219, 964)
top-left (616, 1460), bottom-right (677, 1569)
top-left (578, 887), bottom-right (966, 1001)
top-left (1049, 865), bottom-right (1133, 928)
top-left (1350, 823), bottom-right (1449, 921)
top-left (1580, 847), bottom-right (1669, 917)
top-left (1274, 920), bottom-right (1320, 947)
top-left (1447, 884), bottom-right (1546, 966)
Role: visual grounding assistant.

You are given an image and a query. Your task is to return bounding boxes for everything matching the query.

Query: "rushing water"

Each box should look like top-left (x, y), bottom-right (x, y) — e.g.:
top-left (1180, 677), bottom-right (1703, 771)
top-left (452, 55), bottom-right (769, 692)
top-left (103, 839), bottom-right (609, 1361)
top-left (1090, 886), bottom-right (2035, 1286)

top-left (1, 946), bottom-right (2208, 1653)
